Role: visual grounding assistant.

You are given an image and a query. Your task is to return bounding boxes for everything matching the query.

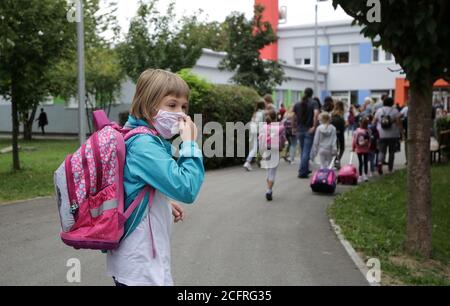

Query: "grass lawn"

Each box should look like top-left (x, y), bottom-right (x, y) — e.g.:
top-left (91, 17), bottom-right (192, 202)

top-left (329, 165), bottom-right (450, 285)
top-left (0, 139), bottom-right (78, 203)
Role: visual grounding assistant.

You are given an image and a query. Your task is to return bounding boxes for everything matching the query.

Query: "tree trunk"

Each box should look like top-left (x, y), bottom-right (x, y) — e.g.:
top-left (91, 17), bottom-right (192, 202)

top-left (23, 106), bottom-right (37, 141)
top-left (405, 80), bottom-right (433, 258)
top-left (11, 88), bottom-right (20, 170)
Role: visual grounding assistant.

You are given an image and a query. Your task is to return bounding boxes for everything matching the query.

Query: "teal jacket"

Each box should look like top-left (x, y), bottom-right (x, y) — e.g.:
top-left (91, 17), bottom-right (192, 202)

top-left (122, 115), bottom-right (205, 239)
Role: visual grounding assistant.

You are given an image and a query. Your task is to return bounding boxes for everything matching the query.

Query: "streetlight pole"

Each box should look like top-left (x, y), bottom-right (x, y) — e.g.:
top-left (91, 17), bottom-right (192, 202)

top-left (314, 0), bottom-right (327, 98)
top-left (314, 1), bottom-right (318, 97)
top-left (76, 0), bottom-right (86, 145)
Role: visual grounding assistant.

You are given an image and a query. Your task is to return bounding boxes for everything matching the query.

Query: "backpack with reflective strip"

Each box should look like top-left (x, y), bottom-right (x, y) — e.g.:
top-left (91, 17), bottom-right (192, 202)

top-left (54, 110), bottom-right (156, 250)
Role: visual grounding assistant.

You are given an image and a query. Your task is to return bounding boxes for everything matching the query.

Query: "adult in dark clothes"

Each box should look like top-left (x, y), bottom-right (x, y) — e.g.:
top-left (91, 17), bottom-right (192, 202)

top-left (36, 108), bottom-right (48, 135)
top-left (294, 88), bottom-right (320, 178)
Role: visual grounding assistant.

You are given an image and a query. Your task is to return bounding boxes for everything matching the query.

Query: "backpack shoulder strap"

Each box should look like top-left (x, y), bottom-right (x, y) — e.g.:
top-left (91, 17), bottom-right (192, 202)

top-left (123, 126), bottom-right (158, 142)
top-left (92, 110), bottom-right (111, 131)
top-left (123, 185), bottom-right (156, 220)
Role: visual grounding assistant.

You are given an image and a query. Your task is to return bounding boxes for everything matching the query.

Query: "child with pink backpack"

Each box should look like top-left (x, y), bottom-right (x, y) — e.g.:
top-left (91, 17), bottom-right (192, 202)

top-left (352, 117), bottom-right (372, 183)
top-left (54, 69), bottom-right (205, 286)
top-left (258, 109), bottom-right (286, 201)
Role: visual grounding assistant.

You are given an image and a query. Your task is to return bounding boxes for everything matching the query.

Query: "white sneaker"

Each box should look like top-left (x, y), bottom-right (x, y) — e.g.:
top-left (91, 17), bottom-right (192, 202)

top-left (243, 162), bottom-right (252, 171)
top-left (368, 171), bottom-right (373, 178)
top-left (363, 174), bottom-right (369, 182)
top-left (358, 176), bottom-right (364, 183)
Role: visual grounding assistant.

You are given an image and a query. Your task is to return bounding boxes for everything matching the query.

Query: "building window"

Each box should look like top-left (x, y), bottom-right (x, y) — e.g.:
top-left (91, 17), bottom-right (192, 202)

top-left (372, 48), bottom-right (379, 62)
top-left (294, 57), bottom-right (312, 67)
top-left (372, 47), bottom-right (394, 63)
top-left (385, 52), bottom-right (393, 62)
top-left (294, 47), bottom-right (313, 67)
top-left (350, 91), bottom-right (358, 106)
top-left (371, 90), bottom-right (391, 104)
top-left (332, 52), bottom-right (349, 64)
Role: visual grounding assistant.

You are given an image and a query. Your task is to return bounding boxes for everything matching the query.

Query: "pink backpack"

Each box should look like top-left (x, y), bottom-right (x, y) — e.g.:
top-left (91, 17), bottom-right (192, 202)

top-left (258, 123), bottom-right (286, 152)
top-left (54, 110), bottom-right (156, 250)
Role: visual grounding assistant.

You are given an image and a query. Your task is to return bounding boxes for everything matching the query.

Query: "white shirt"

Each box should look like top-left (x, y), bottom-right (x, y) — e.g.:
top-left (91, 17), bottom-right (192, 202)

top-left (106, 191), bottom-right (174, 286)
top-left (401, 106), bottom-right (409, 118)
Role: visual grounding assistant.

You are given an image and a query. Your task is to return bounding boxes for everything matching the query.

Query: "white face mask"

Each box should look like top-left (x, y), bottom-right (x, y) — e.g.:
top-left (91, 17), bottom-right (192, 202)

top-left (152, 110), bottom-right (186, 139)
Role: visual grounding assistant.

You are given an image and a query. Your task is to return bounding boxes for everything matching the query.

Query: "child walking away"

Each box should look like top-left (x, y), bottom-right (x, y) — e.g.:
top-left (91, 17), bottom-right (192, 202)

top-left (281, 106), bottom-right (298, 164)
top-left (352, 118), bottom-right (371, 183)
top-left (310, 112), bottom-right (337, 169)
top-left (331, 101), bottom-right (347, 169)
top-left (259, 109), bottom-right (285, 202)
top-left (367, 115), bottom-right (380, 177)
top-left (107, 69), bottom-right (205, 286)
top-left (244, 99), bottom-right (266, 171)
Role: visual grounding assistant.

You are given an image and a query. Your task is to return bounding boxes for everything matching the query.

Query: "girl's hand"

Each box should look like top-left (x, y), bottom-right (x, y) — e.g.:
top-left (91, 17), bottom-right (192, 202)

top-left (171, 202), bottom-right (185, 223)
top-left (179, 116), bottom-right (198, 142)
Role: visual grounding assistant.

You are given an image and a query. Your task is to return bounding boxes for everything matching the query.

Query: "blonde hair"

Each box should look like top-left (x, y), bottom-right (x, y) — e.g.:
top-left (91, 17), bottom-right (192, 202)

top-left (319, 112), bottom-right (330, 124)
top-left (130, 69), bottom-right (190, 120)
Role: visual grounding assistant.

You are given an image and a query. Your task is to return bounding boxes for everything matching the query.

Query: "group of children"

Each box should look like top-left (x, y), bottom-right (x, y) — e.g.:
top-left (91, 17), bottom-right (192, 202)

top-left (247, 96), bottom-right (383, 202)
top-left (309, 111), bottom-right (380, 184)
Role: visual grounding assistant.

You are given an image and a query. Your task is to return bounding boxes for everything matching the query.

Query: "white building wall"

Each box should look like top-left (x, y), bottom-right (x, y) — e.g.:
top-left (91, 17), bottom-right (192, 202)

top-left (278, 21), bottom-right (404, 105)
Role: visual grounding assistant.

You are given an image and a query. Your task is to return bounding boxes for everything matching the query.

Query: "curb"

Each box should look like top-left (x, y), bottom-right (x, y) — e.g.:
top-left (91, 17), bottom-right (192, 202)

top-left (329, 218), bottom-right (381, 287)
top-left (0, 196), bottom-right (53, 207)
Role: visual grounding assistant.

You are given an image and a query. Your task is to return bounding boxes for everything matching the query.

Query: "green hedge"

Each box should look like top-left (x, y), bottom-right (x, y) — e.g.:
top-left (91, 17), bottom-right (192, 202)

top-left (436, 116), bottom-right (450, 134)
top-left (178, 69), bottom-right (259, 170)
top-left (119, 69), bottom-right (260, 170)
top-left (435, 116), bottom-right (450, 161)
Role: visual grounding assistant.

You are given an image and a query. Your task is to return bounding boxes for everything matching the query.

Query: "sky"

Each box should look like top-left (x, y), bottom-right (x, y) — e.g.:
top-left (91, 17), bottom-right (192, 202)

top-left (104, 0), bottom-right (352, 36)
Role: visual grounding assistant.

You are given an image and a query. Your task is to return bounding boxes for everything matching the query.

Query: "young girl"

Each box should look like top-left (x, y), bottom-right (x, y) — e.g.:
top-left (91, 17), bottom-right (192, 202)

top-left (106, 69), bottom-right (205, 286)
top-left (368, 114), bottom-right (379, 177)
top-left (310, 112), bottom-right (337, 169)
top-left (281, 106), bottom-right (298, 164)
top-left (259, 109), bottom-right (285, 201)
top-left (244, 99), bottom-right (266, 171)
top-left (352, 118), bottom-right (371, 183)
top-left (331, 101), bottom-right (347, 169)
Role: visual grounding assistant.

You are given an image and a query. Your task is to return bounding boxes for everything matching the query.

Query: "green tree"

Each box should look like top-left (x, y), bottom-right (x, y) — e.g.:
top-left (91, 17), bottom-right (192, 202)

top-left (0, 0), bottom-right (75, 170)
top-left (50, 46), bottom-right (125, 133)
top-left (118, 0), bottom-right (203, 82)
top-left (332, 0), bottom-right (450, 258)
top-left (49, 0), bottom-right (124, 133)
top-left (177, 18), bottom-right (229, 52)
top-left (219, 4), bottom-right (286, 96)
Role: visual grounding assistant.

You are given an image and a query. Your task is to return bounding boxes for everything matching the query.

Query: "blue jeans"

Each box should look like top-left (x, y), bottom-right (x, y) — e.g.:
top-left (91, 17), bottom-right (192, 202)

top-left (288, 135), bottom-right (298, 162)
top-left (298, 129), bottom-right (314, 177)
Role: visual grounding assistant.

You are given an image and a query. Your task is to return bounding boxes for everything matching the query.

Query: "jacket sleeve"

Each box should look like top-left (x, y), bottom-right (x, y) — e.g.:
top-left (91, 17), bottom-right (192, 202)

top-left (352, 132), bottom-right (356, 152)
top-left (127, 135), bottom-right (205, 204)
top-left (331, 128), bottom-right (337, 155)
top-left (310, 128), bottom-right (320, 160)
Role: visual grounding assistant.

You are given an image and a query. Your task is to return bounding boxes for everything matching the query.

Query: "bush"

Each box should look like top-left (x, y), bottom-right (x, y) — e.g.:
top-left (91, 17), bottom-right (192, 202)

top-left (435, 116), bottom-right (450, 161)
top-left (436, 116), bottom-right (450, 134)
top-left (178, 69), bottom-right (260, 170)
